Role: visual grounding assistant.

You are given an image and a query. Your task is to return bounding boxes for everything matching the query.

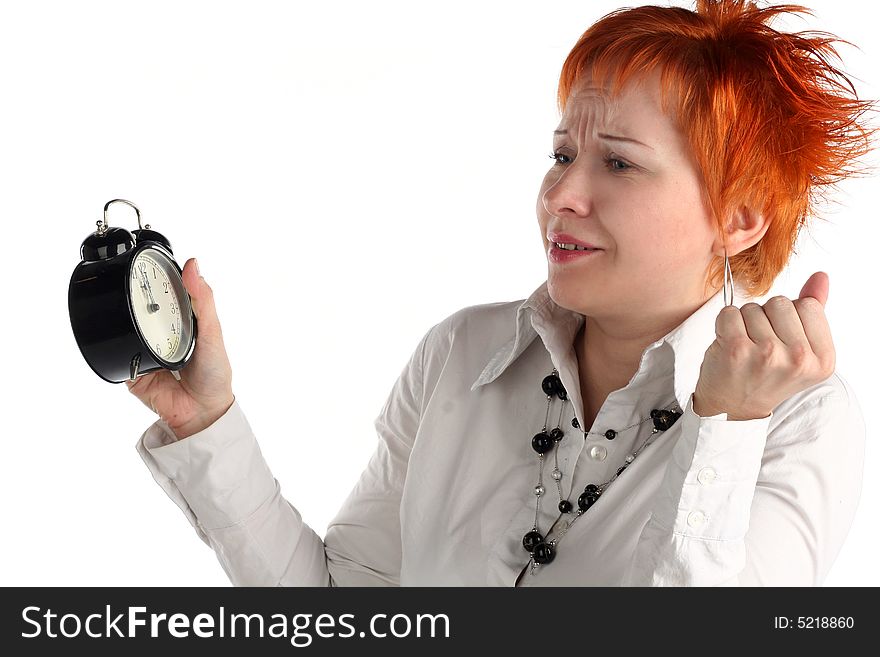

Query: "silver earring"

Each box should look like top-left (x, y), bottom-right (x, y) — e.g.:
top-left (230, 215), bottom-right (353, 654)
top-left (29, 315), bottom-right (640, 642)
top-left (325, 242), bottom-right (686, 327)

top-left (723, 247), bottom-right (735, 307)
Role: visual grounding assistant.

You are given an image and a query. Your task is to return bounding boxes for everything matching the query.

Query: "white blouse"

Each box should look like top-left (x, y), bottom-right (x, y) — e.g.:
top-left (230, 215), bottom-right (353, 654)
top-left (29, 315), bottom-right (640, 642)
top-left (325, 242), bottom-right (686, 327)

top-left (136, 280), bottom-right (865, 586)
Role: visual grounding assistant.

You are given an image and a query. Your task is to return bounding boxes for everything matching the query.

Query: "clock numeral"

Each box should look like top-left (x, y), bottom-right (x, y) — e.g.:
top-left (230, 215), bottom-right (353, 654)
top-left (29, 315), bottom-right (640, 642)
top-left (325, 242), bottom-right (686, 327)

top-left (152, 266), bottom-right (157, 280)
top-left (170, 302), bottom-right (177, 315)
top-left (156, 343), bottom-right (162, 356)
top-left (167, 338), bottom-right (173, 350)
top-left (163, 281), bottom-right (170, 294)
top-left (171, 324), bottom-right (176, 334)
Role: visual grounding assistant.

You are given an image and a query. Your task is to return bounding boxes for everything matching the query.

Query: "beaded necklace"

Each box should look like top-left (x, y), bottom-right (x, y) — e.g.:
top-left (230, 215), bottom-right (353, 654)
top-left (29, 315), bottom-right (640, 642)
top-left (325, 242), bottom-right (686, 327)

top-left (523, 367), bottom-right (682, 575)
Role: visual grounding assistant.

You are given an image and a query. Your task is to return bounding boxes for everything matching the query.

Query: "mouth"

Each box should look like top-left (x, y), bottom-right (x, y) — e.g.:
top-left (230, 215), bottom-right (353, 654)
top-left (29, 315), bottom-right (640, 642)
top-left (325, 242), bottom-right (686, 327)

top-left (546, 232), bottom-right (603, 251)
top-left (552, 242), bottom-right (601, 252)
top-left (548, 241), bottom-right (604, 263)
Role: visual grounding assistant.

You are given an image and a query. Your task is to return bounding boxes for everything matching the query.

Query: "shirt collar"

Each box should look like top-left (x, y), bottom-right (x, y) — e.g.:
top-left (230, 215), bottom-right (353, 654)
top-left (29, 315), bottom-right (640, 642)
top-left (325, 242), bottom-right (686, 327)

top-left (471, 280), bottom-right (733, 413)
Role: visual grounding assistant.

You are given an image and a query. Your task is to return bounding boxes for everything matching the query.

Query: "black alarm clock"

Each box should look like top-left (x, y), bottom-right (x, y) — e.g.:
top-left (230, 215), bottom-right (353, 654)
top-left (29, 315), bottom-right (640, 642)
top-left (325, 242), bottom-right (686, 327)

top-left (68, 199), bottom-right (197, 383)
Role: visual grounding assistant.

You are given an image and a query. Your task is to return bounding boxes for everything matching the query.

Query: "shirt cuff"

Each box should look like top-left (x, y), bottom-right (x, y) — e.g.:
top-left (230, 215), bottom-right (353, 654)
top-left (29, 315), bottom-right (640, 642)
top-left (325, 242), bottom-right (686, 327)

top-left (136, 399), bottom-right (277, 531)
top-left (649, 393), bottom-right (773, 540)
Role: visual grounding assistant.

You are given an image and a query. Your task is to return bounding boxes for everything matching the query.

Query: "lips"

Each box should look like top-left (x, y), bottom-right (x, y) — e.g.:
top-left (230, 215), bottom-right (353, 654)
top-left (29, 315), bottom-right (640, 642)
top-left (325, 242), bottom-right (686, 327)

top-left (548, 242), bottom-right (603, 263)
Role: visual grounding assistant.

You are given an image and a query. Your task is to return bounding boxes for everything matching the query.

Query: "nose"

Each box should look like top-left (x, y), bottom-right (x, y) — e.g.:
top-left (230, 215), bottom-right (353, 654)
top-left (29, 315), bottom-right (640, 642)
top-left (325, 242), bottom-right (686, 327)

top-left (542, 158), bottom-right (593, 219)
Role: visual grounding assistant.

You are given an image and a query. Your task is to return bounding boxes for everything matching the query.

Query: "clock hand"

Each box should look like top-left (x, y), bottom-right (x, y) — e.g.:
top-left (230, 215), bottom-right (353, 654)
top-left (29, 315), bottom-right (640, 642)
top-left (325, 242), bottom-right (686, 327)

top-left (139, 269), bottom-right (160, 313)
top-left (137, 275), bottom-right (150, 302)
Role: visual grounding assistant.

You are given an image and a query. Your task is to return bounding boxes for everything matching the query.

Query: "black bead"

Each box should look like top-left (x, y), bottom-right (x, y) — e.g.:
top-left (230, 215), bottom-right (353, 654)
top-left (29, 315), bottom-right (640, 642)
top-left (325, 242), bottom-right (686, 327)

top-left (604, 429), bottom-right (617, 440)
top-left (541, 374), bottom-right (560, 397)
top-left (550, 427), bottom-right (564, 442)
top-left (532, 542), bottom-right (555, 564)
top-left (571, 417), bottom-right (580, 428)
top-left (577, 492), bottom-right (599, 511)
top-left (651, 409), bottom-right (682, 432)
top-left (522, 530), bottom-right (544, 553)
top-left (556, 383), bottom-right (568, 400)
top-left (617, 466), bottom-right (626, 476)
top-left (531, 432), bottom-right (554, 454)
top-left (583, 484), bottom-right (599, 495)
top-left (558, 500), bottom-right (573, 513)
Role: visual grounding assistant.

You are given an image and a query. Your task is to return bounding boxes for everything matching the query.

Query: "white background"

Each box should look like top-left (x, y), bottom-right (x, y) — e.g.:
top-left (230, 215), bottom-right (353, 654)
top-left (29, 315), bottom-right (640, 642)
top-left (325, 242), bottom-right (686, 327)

top-left (1, 0), bottom-right (877, 586)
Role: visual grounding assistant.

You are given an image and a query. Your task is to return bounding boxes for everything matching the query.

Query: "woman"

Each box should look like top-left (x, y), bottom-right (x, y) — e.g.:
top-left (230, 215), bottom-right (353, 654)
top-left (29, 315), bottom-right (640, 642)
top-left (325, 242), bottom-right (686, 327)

top-left (128, 0), bottom-right (875, 586)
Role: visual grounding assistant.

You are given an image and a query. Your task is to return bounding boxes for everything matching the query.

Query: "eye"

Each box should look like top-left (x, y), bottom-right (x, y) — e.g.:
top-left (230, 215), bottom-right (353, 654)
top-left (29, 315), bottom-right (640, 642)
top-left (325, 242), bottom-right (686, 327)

top-left (548, 151), bottom-right (633, 173)
top-left (604, 155), bottom-right (632, 172)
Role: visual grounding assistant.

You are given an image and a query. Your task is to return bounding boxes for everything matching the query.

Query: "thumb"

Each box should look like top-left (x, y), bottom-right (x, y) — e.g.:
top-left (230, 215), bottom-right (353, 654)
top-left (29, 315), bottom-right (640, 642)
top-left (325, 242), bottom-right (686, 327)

top-left (798, 271), bottom-right (830, 307)
top-left (181, 257), bottom-right (218, 330)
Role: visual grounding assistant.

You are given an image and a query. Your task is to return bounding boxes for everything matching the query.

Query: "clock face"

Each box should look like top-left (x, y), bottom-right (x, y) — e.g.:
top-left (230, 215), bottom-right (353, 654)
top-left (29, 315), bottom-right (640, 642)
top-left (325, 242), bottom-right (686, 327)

top-left (128, 247), bottom-right (194, 363)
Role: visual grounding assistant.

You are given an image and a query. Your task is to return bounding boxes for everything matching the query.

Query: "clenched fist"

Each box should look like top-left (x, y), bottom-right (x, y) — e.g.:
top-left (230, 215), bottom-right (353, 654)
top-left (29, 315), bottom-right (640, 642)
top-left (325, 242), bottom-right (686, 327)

top-left (693, 272), bottom-right (836, 421)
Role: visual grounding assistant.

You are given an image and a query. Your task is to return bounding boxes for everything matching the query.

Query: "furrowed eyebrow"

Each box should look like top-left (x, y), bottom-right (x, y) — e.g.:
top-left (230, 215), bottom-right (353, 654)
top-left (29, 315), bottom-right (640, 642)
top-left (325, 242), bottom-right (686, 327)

top-left (553, 129), bottom-right (654, 151)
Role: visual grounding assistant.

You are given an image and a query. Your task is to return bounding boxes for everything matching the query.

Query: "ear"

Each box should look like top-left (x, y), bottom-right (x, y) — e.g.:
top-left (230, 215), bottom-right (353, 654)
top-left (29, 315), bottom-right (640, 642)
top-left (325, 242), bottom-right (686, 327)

top-left (712, 205), bottom-right (770, 257)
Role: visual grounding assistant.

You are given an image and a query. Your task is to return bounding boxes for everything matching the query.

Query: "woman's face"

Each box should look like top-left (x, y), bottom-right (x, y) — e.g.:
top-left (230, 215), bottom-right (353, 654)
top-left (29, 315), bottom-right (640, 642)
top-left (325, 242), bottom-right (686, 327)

top-left (536, 69), bottom-right (720, 321)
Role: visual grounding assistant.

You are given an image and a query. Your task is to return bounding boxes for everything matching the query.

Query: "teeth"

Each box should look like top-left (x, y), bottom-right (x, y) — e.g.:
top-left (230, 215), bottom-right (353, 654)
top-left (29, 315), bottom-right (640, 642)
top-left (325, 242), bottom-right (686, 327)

top-left (555, 242), bottom-right (594, 251)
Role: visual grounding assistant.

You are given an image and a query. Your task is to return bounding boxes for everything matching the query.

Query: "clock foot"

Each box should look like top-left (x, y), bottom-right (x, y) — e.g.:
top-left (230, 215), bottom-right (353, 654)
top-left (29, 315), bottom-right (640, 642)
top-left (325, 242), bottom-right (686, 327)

top-left (129, 353), bottom-right (141, 381)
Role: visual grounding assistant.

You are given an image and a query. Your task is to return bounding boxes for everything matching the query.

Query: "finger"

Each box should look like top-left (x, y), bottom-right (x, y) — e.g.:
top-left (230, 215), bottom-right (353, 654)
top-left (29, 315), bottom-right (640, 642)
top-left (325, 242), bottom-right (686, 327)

top-left (793, 297), bottom-right (835, 365)
top-left (181, 258), bottom-right (201, 298)
top-left (762, 295), bottom-right (811, 348)
top-left (125, 371), bottom-right (151, 391)
top-left (181, 258), bottom-right (219, 335)
top-left (124, 370), bottom-right (164, 408)
top-left (714, 305), bottom-right (749, 342)
top-left (798, 271), bottom-right (829, 308)
top-left (739, 301), bottom-right (779, 344)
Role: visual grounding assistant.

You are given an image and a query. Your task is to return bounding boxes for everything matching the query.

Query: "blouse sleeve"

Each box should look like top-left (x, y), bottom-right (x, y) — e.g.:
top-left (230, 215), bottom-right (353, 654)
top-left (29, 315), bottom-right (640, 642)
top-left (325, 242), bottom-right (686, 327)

top-left (135, 323), bottom-right (434, 586)
top-left (621, 374), bottom-right (865, 586)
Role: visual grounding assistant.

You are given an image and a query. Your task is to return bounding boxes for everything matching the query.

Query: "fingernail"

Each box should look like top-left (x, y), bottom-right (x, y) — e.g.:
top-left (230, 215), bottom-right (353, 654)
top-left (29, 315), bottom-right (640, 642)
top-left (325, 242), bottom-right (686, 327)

top-left (194, 258), bottom-right (201, 277)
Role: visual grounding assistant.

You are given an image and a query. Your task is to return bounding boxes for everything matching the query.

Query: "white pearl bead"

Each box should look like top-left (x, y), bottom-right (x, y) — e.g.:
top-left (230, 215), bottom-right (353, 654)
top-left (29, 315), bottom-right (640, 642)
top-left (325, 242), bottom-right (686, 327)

top-left (625, 454), bottom-right (635, 463)
top-left (534, 485), bottom-right (545, 496)
top-left (551, 469), bottom-right (562, 480)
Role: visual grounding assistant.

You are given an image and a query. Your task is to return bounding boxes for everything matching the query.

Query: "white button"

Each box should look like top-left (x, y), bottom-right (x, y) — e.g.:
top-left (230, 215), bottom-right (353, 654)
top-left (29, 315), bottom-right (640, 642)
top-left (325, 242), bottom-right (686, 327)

top-left (697, 467), bottom-right (717, 485)
top-left (687, 510), bottom-right (707, 528)
top-left (589, 445), bottom-right (607, 461)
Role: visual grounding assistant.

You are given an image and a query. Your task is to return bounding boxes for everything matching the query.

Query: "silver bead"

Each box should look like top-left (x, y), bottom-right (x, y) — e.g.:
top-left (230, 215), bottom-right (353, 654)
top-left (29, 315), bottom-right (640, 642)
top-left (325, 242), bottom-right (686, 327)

top-left (625, 454), bottom-right (635, 463)
top-left (551, 468), bottom-right (562, 480)
top-left (534, 485), bottom-right (545, 496)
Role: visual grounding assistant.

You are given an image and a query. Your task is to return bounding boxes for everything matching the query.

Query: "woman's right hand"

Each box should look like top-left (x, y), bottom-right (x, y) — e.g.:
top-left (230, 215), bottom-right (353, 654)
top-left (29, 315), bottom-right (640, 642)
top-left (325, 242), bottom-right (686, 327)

top-left (126, 257), bottom-right (235, 440)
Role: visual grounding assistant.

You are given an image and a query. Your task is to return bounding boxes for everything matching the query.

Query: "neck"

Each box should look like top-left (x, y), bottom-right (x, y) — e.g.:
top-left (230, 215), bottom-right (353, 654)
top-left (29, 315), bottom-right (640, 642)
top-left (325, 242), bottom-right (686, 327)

top-left (575, 292), bottom-right (713, 420)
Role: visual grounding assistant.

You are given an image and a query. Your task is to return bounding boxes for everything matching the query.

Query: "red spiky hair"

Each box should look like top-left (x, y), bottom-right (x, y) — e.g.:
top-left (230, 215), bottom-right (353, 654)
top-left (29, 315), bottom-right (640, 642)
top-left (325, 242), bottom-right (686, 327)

top-left (557, 0), bottom-right (878, 297)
